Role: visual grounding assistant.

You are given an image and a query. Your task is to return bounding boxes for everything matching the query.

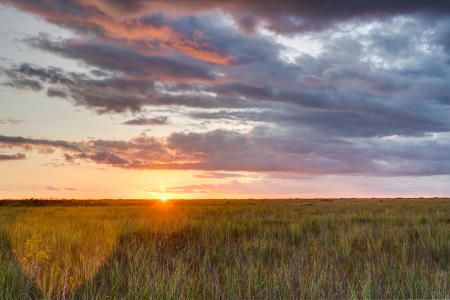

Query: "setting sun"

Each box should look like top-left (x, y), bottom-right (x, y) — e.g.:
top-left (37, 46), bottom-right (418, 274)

top-left (160, 196), bottom-right (167, 202)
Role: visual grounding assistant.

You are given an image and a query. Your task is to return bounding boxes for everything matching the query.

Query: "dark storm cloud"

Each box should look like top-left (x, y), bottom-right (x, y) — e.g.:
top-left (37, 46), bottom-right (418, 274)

top-left (0, 153), bottom-right (26, 161)
top-left (123, 116), bottom-right (168, 125)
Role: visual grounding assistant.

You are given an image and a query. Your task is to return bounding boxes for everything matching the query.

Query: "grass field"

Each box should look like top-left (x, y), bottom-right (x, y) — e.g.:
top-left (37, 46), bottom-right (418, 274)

top-left (0, 198), bottom-right (448, 299)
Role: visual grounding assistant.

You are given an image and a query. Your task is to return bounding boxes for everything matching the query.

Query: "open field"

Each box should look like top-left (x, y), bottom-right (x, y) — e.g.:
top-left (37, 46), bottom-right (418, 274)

top-left (0, 198), bottom-right (448, 299)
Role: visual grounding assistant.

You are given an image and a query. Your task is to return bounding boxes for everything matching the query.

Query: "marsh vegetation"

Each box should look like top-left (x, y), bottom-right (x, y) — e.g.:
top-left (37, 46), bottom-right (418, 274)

top-left (0, 198), bottom-right (448, 299)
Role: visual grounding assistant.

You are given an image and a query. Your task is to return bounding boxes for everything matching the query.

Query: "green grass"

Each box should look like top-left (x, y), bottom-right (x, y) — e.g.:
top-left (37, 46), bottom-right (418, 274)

top-left (0, 198), bottom-right (448, 299)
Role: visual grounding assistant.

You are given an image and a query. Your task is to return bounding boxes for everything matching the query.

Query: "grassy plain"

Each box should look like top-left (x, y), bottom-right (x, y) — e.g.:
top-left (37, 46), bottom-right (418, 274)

top-left (0, 198), bottom-right (448, 299)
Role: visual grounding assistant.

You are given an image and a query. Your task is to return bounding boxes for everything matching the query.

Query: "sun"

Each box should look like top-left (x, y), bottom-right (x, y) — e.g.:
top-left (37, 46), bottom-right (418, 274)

top-left (160, 195), bottom-right (167, 202)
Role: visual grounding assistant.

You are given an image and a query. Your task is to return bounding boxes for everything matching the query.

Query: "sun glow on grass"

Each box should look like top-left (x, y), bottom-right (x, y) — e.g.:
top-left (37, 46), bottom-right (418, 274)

top-left (0, 199), bottom-right (448, 298)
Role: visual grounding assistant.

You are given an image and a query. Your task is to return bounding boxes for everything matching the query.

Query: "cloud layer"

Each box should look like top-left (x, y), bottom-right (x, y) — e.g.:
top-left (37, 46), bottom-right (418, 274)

top-left (0, 153), bottom-right (25, 161)
top-left (1, 127), bottom-right (450, 177)
top-left (1, 0), bottom-right (450, 183)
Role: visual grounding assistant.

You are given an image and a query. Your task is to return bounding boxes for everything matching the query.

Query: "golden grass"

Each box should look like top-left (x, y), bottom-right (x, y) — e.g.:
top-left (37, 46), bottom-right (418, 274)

top-left (0, 198), bottom-right (448, 299)
top-left (7, 208), bottom-right (119, 297)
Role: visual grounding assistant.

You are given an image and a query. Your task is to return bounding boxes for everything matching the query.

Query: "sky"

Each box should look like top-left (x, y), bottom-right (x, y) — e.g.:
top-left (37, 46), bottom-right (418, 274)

top-left (0, 0), bottom-right (450, 199)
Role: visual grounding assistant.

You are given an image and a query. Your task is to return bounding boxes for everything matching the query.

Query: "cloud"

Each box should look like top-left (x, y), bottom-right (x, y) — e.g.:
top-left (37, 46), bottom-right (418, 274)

top-left (27, 36), bottom-right (216, 81)
top-left (4, 15), bottom-right (449, 134)
top-left (0, 135), bottom-right (81, 151)
top-left (3, 78), bottom-right (42, 91)
top-left (1, 128), bottom-right (450, 177)
top-left (47, 87), bottom-right (67, 98)
top-left (71, 136), bottom-right (173, 167)
top-left (0, 119), bottom-right (22, 125)
top-left (194, 172), bottom-right (247, 179)
top-left (2, 63), bottom-right (253, 113)
top-left (167, 175), bottom-right (450, 197)
top-left (122, 116), bottom-right (168, 125)
top-left (5, 55), bottom-right (449, 137)
top-left (189, 102), bottom-right (450, 138)
top-left (166, 179), bottom-right (279, 195)
top-left (0, 153), bottom-right (26, 161)
top-left (64, 187), bottom-right (79, 191)
top-left (88, 0), bottom-right (450, 33)
top-left (1, 0), bottom-right (236, 65)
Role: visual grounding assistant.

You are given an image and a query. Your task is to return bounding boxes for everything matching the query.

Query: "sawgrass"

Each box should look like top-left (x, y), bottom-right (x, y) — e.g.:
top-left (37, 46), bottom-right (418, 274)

top-left (0, 198), bottom-right (448, 299)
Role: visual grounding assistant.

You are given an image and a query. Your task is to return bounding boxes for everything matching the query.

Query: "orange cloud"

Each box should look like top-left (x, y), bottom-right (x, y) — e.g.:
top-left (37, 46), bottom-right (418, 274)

top-left (7, 0), bottom-right (234, 65)
top-left (91, 15), bottom-right (235, 64)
